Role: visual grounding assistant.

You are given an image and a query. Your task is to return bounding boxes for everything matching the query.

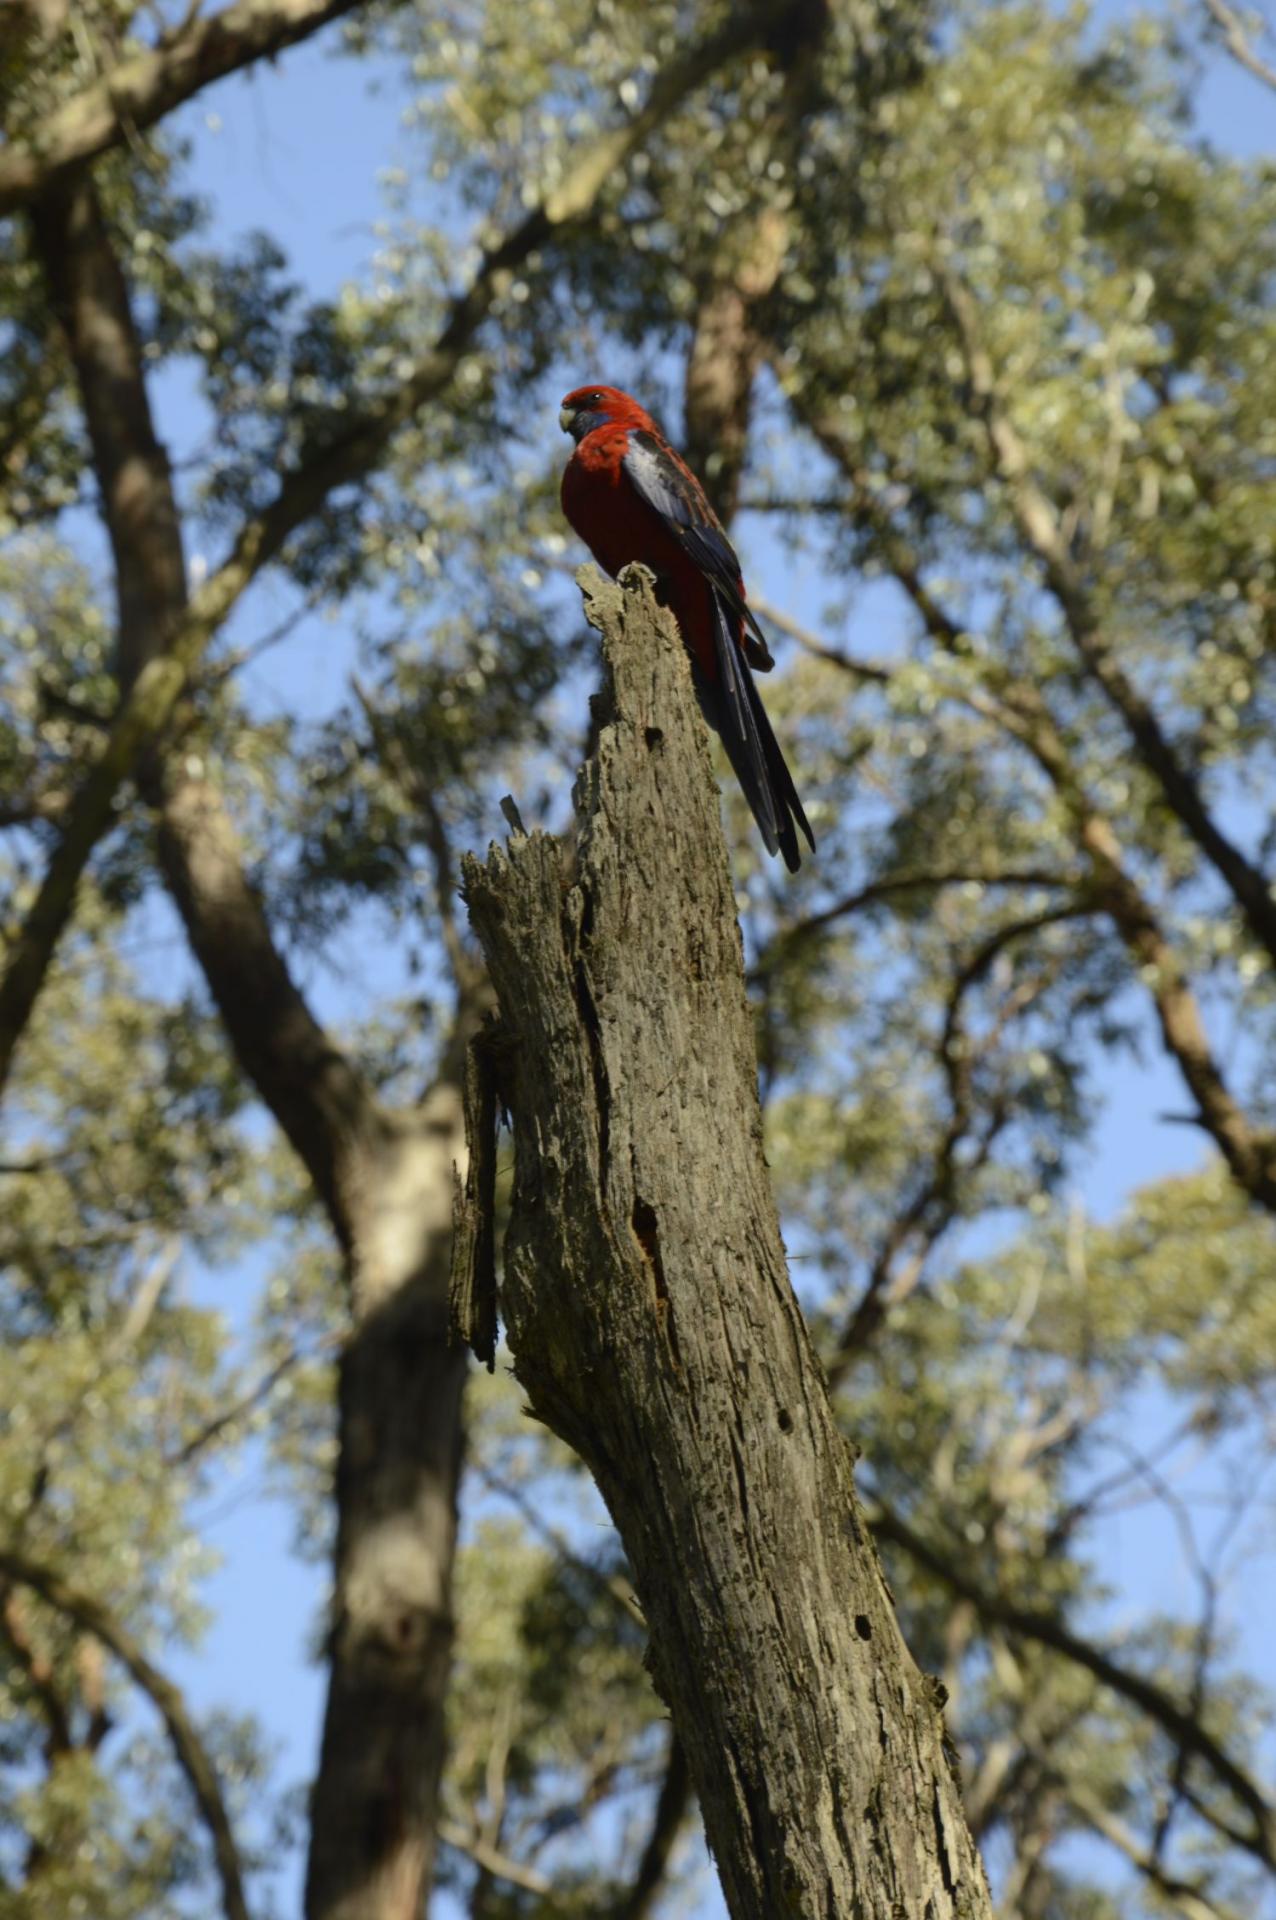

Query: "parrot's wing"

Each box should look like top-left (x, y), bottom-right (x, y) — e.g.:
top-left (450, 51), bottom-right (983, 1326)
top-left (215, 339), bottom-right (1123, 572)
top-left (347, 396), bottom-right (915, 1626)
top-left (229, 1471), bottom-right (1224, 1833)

top-left (623, 430), bottom-right (775, 671)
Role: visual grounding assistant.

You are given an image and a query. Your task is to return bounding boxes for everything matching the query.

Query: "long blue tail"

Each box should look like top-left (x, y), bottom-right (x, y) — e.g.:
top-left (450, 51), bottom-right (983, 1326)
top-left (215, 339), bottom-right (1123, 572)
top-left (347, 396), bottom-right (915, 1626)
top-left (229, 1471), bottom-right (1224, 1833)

top-left (696, 590), bottom-right (814, 873)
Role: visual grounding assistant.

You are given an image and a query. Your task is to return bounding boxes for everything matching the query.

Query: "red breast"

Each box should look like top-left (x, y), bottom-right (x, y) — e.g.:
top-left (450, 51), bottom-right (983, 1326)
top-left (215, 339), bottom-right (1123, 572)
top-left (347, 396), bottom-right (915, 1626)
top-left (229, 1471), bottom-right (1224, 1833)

top-left (562, 428), bottom-right (725, 682)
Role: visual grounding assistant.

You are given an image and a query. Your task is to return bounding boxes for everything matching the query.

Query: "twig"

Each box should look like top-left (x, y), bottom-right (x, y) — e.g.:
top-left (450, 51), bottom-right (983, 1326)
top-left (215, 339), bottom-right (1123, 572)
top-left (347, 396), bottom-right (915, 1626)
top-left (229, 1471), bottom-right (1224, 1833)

top-left (868, 1498), bottom-right (1276, 1870)
top-left (436, 1819), bottom-right (551, 1895)
top-left (1203, 0), bottom-right (1276, 91)
top-left (474, 1463), bottom-right (645, 1628)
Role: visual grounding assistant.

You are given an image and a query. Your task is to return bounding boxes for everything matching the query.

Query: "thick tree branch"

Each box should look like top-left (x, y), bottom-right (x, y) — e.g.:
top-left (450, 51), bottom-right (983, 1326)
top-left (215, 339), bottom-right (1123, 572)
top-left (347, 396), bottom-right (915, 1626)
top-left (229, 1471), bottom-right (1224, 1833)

top-left (31, 181), bottom-right (186, 690)
top-left (155, 780), bottom-right (382, 1249)
top-left (0, 0), bottom-right (369, 216)
top-left (0, 1584), bottom-right (74, 1755)
top-left (681, 0), bottom-right (832, 515)
top-left (0, 1545), bottom-right (252, 1920)
top-left (1005, 706), bottom-right (1276, 1212)
top-left (456, 565), bottom-right (994, 1920)
top-left (27, 176), bottom-right (379, 1239)
top-left (869, 1501), bottom-right (1276, 1872)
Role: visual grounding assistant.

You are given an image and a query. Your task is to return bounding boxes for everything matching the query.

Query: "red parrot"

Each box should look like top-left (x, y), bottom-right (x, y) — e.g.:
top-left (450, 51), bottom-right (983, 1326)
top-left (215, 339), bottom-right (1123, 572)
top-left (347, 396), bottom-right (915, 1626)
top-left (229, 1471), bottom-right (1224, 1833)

top-left (559, 383), bottom-right (814, 872)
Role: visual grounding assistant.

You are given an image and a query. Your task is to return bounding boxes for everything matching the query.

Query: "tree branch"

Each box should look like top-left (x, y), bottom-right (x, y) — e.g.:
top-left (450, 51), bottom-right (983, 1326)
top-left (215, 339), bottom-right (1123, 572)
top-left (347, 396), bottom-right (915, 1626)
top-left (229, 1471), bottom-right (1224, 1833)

top-left (829, 908), bottom-right (1081, 1374)
top-left (0, 0), bottom-right (789, 1107)
top-left (869, 1500), bottom-right (1276, 1872)
top-left (1060, 1769), bottom-right (1243, 1920)
top-left (0, 0), bottom-right (370, 216)
top-left (27, 167), bottom-right (469, 1920)
top-left (436, 1821), bottom-right (551, 1897)
top-left (165, 1339), bottom-right (334, 1468)
top-left (747, 594), bottom-right (895, 682)
top-left (0, 1545), bottom-right (252, 1920)
top-left (607, 1731), bottom-right (691, 1920)
top-left (753, 867), bottom-right (1080, 977)
top-left (1202, 0), bottom-right (1276, 92)
top-left (0, 1584), bottom-right (75, 1755)
top-left (474, 1464), bottom-right (645, 1629)
top-left (25, 175), bottom-right (381, 1242)
top-left (938, 265), bottom-right (1276, 970)
top-left (781, 393), bottom-right (1276, 1214)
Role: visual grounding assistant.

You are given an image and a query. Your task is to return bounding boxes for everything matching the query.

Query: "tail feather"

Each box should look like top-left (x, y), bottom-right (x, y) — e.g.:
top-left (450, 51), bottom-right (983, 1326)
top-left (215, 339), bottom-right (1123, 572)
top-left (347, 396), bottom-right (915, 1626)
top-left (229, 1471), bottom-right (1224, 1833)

top-left (699, 590), bottom-right (814, 873)
top-left (743, 669), bottom-right (815, 872)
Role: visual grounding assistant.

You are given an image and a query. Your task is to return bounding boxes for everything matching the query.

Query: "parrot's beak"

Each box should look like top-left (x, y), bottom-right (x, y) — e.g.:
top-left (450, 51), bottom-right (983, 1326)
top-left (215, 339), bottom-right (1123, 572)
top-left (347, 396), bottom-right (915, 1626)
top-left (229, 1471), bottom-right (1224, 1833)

top-left (558, 406), bottom-right (575, 434)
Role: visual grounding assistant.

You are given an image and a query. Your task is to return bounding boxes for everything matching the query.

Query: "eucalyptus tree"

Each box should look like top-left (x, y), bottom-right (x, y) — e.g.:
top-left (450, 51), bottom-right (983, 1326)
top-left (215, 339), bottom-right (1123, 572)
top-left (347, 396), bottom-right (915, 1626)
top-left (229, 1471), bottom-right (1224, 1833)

top-left (1, 0), bottom-right (1273, 1916)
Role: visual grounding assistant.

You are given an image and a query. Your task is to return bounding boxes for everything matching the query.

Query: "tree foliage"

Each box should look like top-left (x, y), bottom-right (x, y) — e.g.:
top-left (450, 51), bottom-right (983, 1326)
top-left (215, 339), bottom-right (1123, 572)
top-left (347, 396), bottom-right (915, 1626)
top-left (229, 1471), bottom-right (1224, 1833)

top-left (1, 0), bottom-right (1274, 1915)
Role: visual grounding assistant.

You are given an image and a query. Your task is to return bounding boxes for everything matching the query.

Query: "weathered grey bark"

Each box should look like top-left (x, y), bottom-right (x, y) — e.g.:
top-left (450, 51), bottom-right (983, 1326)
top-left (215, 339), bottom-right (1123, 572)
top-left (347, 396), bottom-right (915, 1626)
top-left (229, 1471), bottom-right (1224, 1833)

top-left (457, 567), bottom-right (994, 1920)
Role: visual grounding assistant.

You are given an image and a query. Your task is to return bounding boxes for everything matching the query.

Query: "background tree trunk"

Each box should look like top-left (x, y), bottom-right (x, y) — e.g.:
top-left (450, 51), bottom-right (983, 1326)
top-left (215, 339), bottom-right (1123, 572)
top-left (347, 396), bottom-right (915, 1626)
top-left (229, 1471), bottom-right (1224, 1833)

top-left (458, 567), bottom-right (994, 1920)
top-left (30, 170), bottom-right (470, 1920)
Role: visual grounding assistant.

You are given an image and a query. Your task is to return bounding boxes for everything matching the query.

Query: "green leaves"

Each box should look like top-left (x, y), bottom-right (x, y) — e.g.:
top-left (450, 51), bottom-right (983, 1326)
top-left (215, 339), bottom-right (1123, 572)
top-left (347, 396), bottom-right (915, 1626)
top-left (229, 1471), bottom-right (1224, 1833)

top-left (3, 0), bottom-right (1275, 1911)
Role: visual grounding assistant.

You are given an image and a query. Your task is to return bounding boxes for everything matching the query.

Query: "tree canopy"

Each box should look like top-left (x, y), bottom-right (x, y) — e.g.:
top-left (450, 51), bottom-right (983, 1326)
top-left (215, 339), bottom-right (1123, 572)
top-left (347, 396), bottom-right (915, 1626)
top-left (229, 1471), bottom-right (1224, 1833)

top-left (1, 0), bottom-right (1274, 1915)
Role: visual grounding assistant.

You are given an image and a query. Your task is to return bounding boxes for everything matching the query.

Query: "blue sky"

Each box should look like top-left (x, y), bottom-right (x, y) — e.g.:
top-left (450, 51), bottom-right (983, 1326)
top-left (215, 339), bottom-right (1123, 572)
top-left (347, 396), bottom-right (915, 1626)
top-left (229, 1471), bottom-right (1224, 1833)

top-left (77, 8), bottom-right (1276, 1915)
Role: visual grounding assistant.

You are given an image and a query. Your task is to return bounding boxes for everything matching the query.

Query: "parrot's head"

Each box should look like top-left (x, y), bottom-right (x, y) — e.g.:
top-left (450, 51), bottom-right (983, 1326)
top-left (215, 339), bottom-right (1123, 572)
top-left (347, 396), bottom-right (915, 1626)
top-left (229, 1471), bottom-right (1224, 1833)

top-left (559, 384), bottom-right (649, 442)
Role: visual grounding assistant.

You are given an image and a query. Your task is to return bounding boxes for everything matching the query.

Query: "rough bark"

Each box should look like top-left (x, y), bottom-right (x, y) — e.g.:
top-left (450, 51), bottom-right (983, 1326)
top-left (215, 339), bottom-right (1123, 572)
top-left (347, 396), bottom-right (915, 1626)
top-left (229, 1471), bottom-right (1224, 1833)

top-left (457, 566), bottom-right (993, 1920)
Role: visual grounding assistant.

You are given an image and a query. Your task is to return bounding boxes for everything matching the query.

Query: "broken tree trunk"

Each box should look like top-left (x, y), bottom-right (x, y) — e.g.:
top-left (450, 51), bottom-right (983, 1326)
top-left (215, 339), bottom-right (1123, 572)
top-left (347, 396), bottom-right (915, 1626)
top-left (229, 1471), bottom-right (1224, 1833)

top-left (455, 565), bottom-right (993, 1920)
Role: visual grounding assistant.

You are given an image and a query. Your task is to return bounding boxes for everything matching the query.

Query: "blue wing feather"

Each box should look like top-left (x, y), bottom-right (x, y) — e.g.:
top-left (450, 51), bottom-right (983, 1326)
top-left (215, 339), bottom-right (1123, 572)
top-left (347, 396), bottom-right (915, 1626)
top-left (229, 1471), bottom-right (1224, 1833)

top-left (623, 431), bottom-right (775, 671)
